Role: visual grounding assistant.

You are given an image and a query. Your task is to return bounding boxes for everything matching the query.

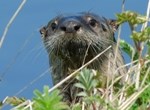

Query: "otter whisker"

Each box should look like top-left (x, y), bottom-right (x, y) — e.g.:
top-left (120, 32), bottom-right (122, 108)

top-left (40, 12), bottom-right (127, 104)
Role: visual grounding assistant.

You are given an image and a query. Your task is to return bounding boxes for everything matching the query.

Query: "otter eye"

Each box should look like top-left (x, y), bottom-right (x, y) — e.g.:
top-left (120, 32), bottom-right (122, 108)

top-left (51, 22), bottom-right (57, 31)
top-left (89, 19), bottom-right (97, 27)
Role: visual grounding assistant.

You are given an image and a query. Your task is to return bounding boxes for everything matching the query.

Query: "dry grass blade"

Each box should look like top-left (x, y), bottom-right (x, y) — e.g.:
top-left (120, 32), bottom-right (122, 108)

top-left (140, 62), bottom-right (150, 88)
top-left (141, 0), bottom-right (150, 31)
top-left (11, 46), bottom-right (112, 110)
top-left (11, 100), bottom-right (31, 110)
top-left (114, 0), bottom-right (126, 65)
top-left (118, 84), bottom-right (150, 110)
top-left (48, 46), bottom-right (112, 93)
top-left (0, 0), bottom-right (27, 48)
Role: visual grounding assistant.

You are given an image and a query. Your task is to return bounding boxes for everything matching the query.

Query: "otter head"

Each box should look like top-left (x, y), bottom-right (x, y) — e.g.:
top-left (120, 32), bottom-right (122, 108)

top-left (40, 12), bottom-right (119, 69)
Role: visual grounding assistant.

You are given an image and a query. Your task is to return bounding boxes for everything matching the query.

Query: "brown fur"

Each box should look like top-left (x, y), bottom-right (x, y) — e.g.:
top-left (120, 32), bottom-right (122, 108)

top-left (40, 12), bottom-right (126, 103)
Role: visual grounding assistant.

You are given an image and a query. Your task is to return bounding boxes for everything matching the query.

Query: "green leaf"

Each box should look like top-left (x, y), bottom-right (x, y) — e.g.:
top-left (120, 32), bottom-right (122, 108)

top-left (33, 85), bottom-right (69, 110)
top-left (147, 40), bottom-right (150, 55)
top-left (75, 68), bottom-right (98, 99)
top-left (131, 27), bottom-right (150, 42)
top-left (76, 91), bottom-right (88, 97)
top-left (0, 101), bottom-right (2, 109)
top-left (71, 103), bottom-right (82, 110)
top-left (120, 39), bottom-right (139, 60)
top-left (74, 83), bottom-right (86, 90)
top-left (89, 79), bottom-right (98, 90)
top-left (120, 40), bottom-right (134, 58)
top-left (116, 11), bottom-right (147, 26)
top-left (34, 89), bottom-right (44, 100)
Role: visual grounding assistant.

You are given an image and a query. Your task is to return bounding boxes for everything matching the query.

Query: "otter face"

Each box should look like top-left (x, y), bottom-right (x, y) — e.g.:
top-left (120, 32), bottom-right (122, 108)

top-left (40, 12), bottom-right (118, 68)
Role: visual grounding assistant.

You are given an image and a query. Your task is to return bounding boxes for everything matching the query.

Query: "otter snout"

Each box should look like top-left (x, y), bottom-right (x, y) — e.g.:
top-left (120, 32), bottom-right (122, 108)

top-left (59, 19), bottom-right (81, 33)
top-left (40, 12), bottom-right (127, 103)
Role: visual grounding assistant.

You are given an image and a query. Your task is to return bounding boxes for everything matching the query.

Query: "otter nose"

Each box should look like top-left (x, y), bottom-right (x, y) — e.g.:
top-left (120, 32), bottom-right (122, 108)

top-left (60, 20), bottom-right (81, 33)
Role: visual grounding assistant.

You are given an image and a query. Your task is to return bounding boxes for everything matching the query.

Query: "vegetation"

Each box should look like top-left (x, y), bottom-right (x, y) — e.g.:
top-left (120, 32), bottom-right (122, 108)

top-left (1, 1), bottom-right (150, 110)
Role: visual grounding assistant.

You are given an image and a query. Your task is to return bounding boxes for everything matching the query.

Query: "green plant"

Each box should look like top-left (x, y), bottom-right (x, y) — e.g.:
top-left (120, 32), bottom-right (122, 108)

top-left (116, 10), bottom-right (150, 110)
top-left (1, 2), bottom-right (150, 110)
top-left (33, 86), bottom-right (69, 110)
top-left (74, 69), bottom-right (98, 97)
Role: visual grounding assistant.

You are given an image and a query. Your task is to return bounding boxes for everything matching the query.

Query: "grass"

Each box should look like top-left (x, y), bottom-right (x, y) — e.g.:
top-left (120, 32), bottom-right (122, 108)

top-left (0, 0), bottom-right (150, 110)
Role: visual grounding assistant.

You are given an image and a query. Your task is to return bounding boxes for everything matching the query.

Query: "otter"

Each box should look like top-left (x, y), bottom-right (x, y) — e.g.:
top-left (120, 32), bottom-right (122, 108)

top-left (40, 12), bottom-right (126, 103)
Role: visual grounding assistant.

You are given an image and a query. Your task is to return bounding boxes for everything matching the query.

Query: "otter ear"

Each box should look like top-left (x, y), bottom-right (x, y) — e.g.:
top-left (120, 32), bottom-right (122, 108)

top-left (108, 20), bottom-right (119, 32)
top-left (40, 26), bottom-right (47, 38)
